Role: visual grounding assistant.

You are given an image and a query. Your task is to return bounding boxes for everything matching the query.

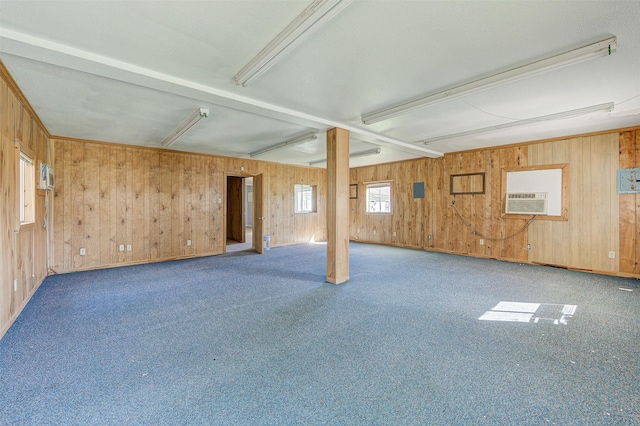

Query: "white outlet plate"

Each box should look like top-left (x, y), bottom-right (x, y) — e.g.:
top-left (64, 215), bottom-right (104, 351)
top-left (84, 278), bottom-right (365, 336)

top-left (479, 239), bottom-right (484, 246)
top-left (187, 240), bottom-right (192, 246)
top-left (119, 245), bottom-right (125, 252)
top-left (127, 245), bottom-right (132, 252)
top-left (393, 232), bottom-right (396, 236)
top-left (609, 251), bottom-right (616, 259)
top-left (80, 248), bottom-right (86, 256)
top-left (373, 230), bottom-right (377, 235)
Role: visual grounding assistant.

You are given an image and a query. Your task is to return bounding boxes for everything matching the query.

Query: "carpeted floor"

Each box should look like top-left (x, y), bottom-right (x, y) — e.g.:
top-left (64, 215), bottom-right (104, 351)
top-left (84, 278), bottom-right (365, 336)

top-left (1, 242), bottom-right (639, 425)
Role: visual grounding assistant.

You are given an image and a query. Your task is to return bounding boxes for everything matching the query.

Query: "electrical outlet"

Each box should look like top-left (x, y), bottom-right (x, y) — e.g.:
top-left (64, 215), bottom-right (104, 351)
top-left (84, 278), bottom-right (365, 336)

top-left (119, 245), bottom-right (125, 252)
top-left (527, 243), bottom-right (531, 250)
top-left (373, 229), bottom-right (377, 235)
top-left (428, 234), bottom-right (432, 240)
top-left (187, 240), bottom-right (192, 246)
top-left (609, 251), bottom-right (616, 259)
top-left (393, 231), bottom-right (397, 237)
top-left (79, 248), bottom-right (86, 256)
top-left (479, 239), bottom-right (484, 246)
top-left (127, 245), bottom-right (132, 252)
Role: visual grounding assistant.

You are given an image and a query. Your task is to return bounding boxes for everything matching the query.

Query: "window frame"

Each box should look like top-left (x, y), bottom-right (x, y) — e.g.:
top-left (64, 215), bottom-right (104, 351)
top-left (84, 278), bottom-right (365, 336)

top-left (365, 181), bottom-right (392, 214)
top-left (294, 183), bottom-right (317, 214)
top-left (19, 151), bottom-right (35, 225)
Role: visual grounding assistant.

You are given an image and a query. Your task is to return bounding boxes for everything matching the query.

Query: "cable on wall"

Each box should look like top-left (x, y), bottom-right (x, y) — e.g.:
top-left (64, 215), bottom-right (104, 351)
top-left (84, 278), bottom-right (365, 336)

top-left (451, 200), bottom-right (537, 242)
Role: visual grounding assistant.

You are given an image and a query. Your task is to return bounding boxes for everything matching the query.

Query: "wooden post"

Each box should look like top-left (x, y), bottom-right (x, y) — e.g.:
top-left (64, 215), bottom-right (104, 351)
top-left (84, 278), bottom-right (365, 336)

top-left (326, 127), bottom-right (349, 284)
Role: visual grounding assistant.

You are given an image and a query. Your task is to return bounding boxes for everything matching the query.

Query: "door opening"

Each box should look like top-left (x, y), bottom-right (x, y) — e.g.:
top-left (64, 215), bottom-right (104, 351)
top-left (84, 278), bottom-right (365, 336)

top-left (225, 175), bottom-right (262, 253)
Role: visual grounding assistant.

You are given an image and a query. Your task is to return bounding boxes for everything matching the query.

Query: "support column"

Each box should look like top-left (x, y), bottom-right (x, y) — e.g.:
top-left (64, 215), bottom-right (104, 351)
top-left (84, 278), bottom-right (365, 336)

top-left (326, 127), bottom-right (349, 284)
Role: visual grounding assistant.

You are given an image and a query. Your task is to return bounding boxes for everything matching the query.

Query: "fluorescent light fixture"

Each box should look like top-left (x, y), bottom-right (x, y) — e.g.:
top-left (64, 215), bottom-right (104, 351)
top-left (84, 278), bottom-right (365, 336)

top-left (162, 108), bottom-right (209, 148)
top-left (234, 0), bottom-right (352, 87)
top-left (250, 133), bottom-right (318, 158)
top-left (309, 147), bottom-right (381, 166)
top-left (420, 102), bottom-right (614, 144)
top-left (362, 36), bottom-right (617, 125)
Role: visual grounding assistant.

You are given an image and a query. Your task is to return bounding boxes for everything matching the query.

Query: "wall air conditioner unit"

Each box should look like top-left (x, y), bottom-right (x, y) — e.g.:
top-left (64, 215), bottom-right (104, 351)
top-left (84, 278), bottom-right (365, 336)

top-left (505, 192), bottom-right (547, 215)
top-left (40, 163), bottom-right (54, 190)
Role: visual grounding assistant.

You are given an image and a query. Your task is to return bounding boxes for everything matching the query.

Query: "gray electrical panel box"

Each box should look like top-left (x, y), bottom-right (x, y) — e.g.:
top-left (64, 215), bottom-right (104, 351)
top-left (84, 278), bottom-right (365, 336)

top-left (617, 168), bottom-right (640, 193)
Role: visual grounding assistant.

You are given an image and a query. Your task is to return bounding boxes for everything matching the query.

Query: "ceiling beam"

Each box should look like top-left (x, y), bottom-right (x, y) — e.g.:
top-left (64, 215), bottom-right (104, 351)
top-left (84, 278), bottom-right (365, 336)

top-left (0, 28), bottom-right (443, 158)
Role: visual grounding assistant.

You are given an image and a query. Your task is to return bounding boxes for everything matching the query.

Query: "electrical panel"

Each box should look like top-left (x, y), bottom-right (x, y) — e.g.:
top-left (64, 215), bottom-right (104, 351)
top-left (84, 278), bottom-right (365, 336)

top-left (617, 168), bottom-right (640, 194)
top-left (40, 163), bottom-right (54, 190)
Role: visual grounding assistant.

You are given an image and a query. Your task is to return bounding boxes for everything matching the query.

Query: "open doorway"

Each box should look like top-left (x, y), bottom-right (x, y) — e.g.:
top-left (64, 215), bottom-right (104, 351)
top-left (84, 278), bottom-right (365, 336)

top-left (226, 175), bottom-right (257, 253)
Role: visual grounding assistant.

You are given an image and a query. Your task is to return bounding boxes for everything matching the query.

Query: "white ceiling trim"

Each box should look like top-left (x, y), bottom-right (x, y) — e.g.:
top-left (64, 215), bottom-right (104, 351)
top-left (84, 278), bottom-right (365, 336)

top-left (0, 28), bottom-right (443, 158)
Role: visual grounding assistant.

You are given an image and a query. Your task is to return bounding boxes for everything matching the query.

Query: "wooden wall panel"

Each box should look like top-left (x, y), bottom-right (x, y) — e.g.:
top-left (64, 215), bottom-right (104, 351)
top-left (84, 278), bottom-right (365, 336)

top-left (528, 134), bottom-right (619, 273)
top-left (1, 63), bottom-right (50, 340)
top-left (49, 139), bottom-right (327, 272)
top-left (351, 146), bottom-right (531, 261)
top-left (618, 131), bottom-right (636, 274)
top-left (350, 133), bottom-right (629, 275)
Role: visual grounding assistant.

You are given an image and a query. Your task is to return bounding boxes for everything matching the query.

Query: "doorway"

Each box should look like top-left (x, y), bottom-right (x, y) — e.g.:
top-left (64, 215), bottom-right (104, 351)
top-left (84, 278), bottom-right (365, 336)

top-left (225, 174), bottom-right (263, 253)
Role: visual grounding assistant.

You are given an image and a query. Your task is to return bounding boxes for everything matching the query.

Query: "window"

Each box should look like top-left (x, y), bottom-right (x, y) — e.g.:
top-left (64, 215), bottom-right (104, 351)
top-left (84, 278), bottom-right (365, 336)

top-left (366, 182), bottom-right (391, 213)
top-left (19, 152), bottom-right (35, 224)
top-left (294, 184), bottom-right (317, 213)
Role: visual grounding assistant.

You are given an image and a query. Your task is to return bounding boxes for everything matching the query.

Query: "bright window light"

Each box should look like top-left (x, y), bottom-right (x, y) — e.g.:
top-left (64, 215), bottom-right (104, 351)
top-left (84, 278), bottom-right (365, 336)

top-left (294, 184), bottom-right (317, 213)
top-left (366, 182), bottom-right (391, 213)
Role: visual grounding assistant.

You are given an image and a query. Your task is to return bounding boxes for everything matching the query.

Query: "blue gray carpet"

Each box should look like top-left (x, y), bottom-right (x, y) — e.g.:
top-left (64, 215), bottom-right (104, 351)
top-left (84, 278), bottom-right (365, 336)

top-left (1, 243), bottom-right (639, 425)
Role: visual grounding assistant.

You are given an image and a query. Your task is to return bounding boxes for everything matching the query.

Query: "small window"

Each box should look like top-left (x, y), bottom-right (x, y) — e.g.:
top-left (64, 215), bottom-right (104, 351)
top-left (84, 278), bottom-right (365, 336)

top-left (294, 184), bottom-right (317, 213)
top-left (366, 182), bottom-right (392, 213)
top-left (20, 152), bottom-right (35, 224)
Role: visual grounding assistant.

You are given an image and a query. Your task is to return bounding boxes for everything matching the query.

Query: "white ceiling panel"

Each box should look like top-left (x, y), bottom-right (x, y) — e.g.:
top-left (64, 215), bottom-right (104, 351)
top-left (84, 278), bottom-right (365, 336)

top-left (1, 0), bottom-right (639, 167)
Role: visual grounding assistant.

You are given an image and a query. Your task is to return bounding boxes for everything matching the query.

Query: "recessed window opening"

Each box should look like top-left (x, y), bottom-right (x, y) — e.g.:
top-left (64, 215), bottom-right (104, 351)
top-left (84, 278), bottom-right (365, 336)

top-left (19, 152), bottom-right (35, 224)
top-left (294, 184), bottom-right (317, 213)
top-left (366, 182), bottom-right (392, 213)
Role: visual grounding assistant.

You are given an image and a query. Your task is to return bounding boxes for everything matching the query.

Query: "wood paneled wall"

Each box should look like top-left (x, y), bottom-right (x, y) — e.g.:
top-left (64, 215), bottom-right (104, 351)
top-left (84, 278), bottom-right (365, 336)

top-left (618, 129), bottom-right (640, 276)
top-left (351, 130), bottom-right (640, 277)
top-left (50, 139), bottom-right (327, 272)
top-left (350, 145), bottom-right (528, 261)
top-left (1, 63), bottom-right (50, 339)
top-left (527, 134), bottom-right (619, 273)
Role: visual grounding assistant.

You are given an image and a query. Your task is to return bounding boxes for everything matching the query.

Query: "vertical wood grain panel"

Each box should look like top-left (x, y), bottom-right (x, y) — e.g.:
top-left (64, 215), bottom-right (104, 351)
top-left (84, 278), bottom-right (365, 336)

top-left (148, 151), bottom-right (160, 260)
top-left (618, 131), bottom-right (636, 274)
top-left (83, 143), bottom-right (100, 267)
top-left (158, 152), bottom-right (172, 259)
top-left (183, 154), bottom-right (193, 256)
top-left (132, 148), bottom-right (146, 262)
top-left (1, 64), bottom-right (50, 340)
top-left (171, 153), bottom-right (184, 256)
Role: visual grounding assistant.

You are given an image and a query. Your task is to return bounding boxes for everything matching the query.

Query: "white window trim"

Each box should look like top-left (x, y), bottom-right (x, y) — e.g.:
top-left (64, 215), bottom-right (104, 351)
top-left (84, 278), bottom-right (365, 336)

top-left (366, 182), bottom-right (392, 214)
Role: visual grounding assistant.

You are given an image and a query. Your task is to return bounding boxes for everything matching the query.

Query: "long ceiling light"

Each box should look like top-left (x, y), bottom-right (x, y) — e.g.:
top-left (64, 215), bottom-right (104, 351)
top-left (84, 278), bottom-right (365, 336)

top-left (161, 108), bottom-right (209, 148)
top-left (309, 147), bottom-right (381, 166)
top-left (234, 0), bottom-right (353, 87)
top-left (419, 102), bottom-right (614, 145)
top-left (362, 36), bottom-right (617, 125)
top-left (250, 133), bottom-right (318, 158)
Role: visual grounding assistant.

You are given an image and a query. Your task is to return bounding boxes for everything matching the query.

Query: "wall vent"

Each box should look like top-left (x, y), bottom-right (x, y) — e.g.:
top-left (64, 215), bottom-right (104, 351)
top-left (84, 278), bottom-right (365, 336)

top-left (505, 192), bottom-right (547, 215)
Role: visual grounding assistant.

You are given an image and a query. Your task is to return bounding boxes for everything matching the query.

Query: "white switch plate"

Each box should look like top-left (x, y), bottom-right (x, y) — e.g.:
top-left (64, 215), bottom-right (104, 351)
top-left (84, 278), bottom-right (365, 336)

top-left (127, 245), bottom-right (132, 252)
top-left (393, 232), bottom-right (396, 236)
top-left (80, 248), bottom-right (86, 256)
top-left (609, 251), bottom-right (616, 259)
top-left (119, 245), bottom-right (125, 252)
top-left (479, 239), bottom-right (484, 246)
top-left (14, 279), bottom-right (17, 291)
top-left (187, 240), bottom-right (192, 246)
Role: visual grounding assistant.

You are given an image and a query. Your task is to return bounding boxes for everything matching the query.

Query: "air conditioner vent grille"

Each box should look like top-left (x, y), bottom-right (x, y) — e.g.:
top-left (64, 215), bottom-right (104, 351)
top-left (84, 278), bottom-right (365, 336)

top-left (505, 192), bottom-right (547, 215)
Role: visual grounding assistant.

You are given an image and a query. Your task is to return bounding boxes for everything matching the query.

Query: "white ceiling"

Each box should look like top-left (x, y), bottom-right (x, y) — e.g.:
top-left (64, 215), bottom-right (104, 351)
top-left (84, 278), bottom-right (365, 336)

top-left (1, 0), bottom-right (639, 168)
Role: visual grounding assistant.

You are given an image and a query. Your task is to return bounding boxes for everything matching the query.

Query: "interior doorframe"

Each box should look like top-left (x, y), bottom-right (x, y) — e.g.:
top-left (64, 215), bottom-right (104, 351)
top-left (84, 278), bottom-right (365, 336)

top-left (223, 172), bottom-right (263, 253)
